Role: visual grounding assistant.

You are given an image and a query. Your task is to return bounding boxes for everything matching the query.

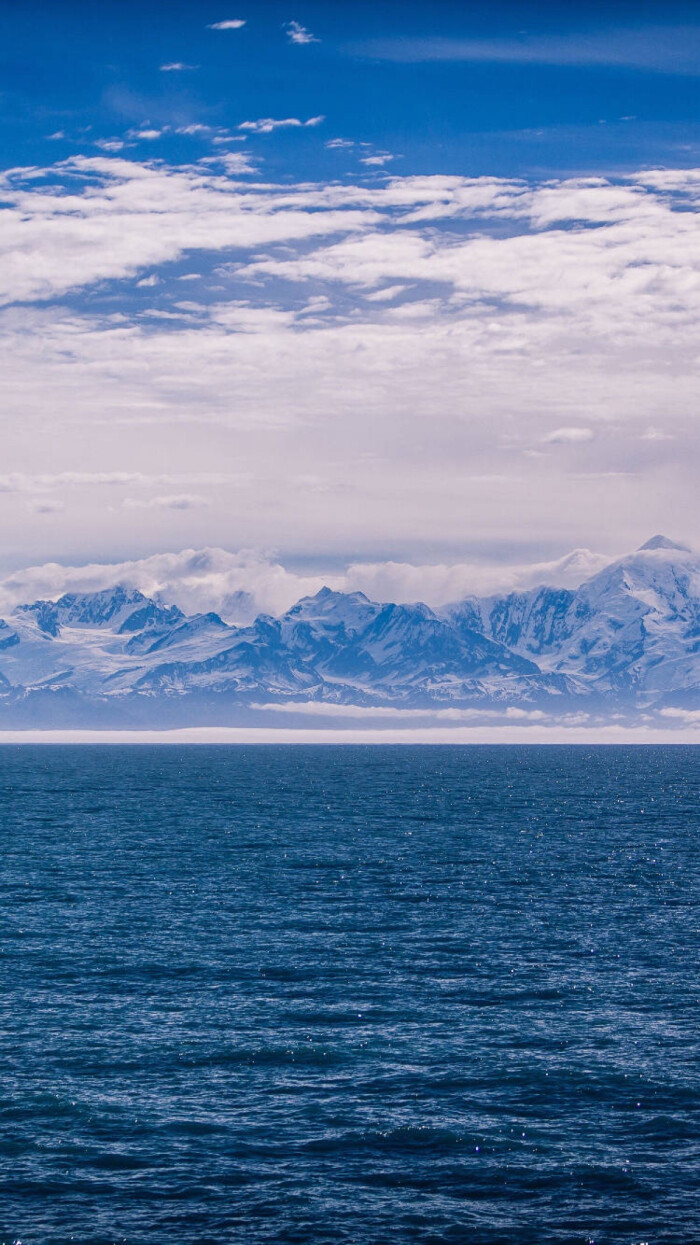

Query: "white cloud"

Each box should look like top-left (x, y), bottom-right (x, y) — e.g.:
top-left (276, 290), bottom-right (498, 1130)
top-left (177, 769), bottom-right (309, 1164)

top-left (0, 471), bottom-right (142, 494)
top-left (341, 548), bottom-right (614, 605)
top-left (326, 138), bottom-right (354, 150)
top-left (364, 284), bottom-right (410, 301)
top-left (237, 116), bottom-right (324, 134)
top-left (95, 138), bottom-right (125, 152)
top-left (128, 128), bottom-right (164, 141)
top-left (160, 62), bottom-right (198, 71)
top-left (208, 19), bottom-right (246, 30)
top-left (1, 158), bottom-right (700, 558)
top-left (360, 154), bottom-right (394, 166)
top-left (660, 707), bottom-right (700, 723)
top-left (205, 151), bottom-right (257, 174)
top-left (0, 471), bottom-right (241, 495)
top-left (0, 548), bottom-right (325, 619)
top-left (248, 702), bottom-right (547, 721)
top-left (0, 156), bottom-right (381, 305)
top-left (542, 427), bottom-right (595, 444)
top-left (285, 20), bottom-right (319, 44)
top-left (123, 494), bottom-right (208, 510)
top-left (641, 427), bottom-right (674, 441)
top-left (0, 543), bottom-right (617, 622)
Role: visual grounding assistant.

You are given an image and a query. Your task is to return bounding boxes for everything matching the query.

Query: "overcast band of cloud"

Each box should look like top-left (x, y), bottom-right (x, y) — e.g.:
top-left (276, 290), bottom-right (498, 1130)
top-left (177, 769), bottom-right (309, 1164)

top-left (0, 544), bottom-right (615, 622)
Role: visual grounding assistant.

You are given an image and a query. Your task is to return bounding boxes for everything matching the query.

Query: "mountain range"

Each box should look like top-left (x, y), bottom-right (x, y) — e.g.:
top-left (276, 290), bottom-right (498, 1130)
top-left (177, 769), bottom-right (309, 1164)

top-left (0, 536), bottom-right (698, 727)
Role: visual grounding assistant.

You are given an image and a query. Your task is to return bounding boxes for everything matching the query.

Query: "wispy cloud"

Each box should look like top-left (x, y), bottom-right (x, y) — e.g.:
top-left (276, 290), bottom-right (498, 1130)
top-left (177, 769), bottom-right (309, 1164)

top-left (94, 138), bottom-right (125, 152)
top-left (353, 25), bottom-right (700, 74)
top-left (0, 472), bottom-right (152, 495)
top-left (0, 472), bottom-right (239, 495)
top-left (237, 116), bottom-right (324, 134)
top-left (661, 707), bottom-right (700, 723)
top-left (209, 150), bottom-right (259, 174)
top-left (123, 494), bottom-right (209, 511)
top-left (364, 284), bottom-right (409, 302)
top-left (128, 127), bottom-right (164, 141)
top-left (542, 427), bottom-right (595, 445)
top-left (285, 20), bottom-right (319, 45)
top-left (360, 154), bottom-right (394, 167)
top-left (29, 499), bottom-right (65, 515)
top-left (207, 18), bottom-right (246, 31)
top-left (176, 124), bottom-right (212, 136)
top-left (160, 62), bottom-right (198, 72)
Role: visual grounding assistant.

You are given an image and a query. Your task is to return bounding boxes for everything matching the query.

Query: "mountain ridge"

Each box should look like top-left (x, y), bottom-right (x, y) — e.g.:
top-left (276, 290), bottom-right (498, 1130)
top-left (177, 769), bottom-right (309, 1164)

top-left (0, 538), bottom-right (697, 726)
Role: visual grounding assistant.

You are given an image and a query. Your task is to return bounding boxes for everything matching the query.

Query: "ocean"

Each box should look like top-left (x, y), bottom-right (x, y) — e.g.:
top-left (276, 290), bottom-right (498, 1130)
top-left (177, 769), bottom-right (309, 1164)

top-left (1, 744), bottom-right (698, 1244)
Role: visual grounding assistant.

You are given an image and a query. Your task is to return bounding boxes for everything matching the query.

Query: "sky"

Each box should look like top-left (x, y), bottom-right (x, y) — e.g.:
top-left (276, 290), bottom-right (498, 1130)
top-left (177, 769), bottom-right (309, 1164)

top-left (1, 0), bottom-right (700, 589)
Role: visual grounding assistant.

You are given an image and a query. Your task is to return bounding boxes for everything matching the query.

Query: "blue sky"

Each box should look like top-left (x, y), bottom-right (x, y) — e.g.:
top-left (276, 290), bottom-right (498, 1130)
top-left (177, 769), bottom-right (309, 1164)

top-left (4, 1), bottom-right (700, 178)
top-left (0, 1), bottom-right (699, 581)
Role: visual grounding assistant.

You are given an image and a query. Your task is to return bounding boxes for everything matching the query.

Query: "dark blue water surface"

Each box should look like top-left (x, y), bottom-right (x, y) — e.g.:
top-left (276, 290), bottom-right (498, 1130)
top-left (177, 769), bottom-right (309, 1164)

top-left (1, 745), bottom-right (699, 1245)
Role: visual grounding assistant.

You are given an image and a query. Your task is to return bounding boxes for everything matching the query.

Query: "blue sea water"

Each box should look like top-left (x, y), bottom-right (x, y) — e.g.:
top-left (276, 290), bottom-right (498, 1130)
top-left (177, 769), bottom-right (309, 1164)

top-left (1, 744), bottom-right (699, 1245)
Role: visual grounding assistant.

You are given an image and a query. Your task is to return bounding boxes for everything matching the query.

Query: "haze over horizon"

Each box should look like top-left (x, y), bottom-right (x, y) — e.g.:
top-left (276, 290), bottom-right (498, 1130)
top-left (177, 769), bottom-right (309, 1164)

top-left (2, 0), bottom-right (700, 571)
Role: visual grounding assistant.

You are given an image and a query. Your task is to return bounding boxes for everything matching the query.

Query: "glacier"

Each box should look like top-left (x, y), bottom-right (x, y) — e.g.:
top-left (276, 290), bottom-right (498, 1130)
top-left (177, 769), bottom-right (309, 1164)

top-left (0, 538), bottom-right (699, 727)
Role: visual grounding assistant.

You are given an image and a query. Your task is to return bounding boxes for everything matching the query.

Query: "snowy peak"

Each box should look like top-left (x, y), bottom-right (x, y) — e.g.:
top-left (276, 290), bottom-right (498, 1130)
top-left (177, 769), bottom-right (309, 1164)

top-left (15, 586), bottom-right (184, 637)
top-left (284, 587), bottom-right (379, 636)
top-left (638, 535), bottom-right (691, 553)
top-left (447, 535), bottom-right (700, 694)
top-left (56, 585), bottom-right (149, 627)
top-left (16, 599), bottom-right (63, 637)
top-left (288, 586), bottom-right (373, 616)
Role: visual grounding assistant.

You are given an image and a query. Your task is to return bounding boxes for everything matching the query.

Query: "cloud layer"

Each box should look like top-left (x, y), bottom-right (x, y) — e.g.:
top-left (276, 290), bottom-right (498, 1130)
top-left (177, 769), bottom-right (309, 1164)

top-left (1, 155), bottom-right (699, 560)
top-left (0, 544), bottom-right (615, 622)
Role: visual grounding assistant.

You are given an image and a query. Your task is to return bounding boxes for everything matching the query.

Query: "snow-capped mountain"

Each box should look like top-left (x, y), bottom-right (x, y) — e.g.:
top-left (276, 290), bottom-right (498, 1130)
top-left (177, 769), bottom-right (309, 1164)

top-left (447, 536), bottom-right (700, 700)
top-left (0, 537), bottom-right (698, 725)
top-left (126, 587), bottom-right (558, 708)
top-left (16, 586), bottom-right (183, 637)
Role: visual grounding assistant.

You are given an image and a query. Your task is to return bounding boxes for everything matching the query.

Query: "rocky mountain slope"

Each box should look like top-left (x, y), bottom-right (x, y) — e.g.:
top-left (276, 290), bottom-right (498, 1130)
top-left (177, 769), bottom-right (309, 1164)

top-left (446, 536), bottom-right (700, 702)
